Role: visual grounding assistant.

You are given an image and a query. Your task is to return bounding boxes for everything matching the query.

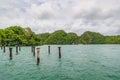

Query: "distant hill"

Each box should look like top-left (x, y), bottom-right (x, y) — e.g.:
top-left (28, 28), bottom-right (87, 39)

top-left (0, 26), bottom-right (120, 46)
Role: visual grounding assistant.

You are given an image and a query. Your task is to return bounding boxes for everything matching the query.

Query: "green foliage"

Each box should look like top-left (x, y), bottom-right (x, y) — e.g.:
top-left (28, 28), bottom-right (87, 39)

top-left (0, 29), bottom-right (5, 45)
top-left (6, 26), bottom-right (25, 35)
top-left (37, 33), bottom-right (50, 45)
top-left (0, 26), bottom-right (40, 46)
top-left (65, 33), bottom-right (79, 44)
top-left (105, 36), bottom-right (120, 44)
top-left (24, 27), bottom-right (39, 45)
top-left (44, 30), bottom-right (67, 44)
top-left (3, 26), bottom-right (26, 45)
top-left (0, 26), bottom-right (120, 45)
top-left (4, 28), bottom-right (15, 45)
top-left (80, 31), bottom-right (105, 44)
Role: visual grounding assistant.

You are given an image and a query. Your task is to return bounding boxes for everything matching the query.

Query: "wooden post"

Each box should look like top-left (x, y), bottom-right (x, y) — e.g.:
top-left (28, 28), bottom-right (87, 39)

top-left (1, 46), bottom-right (3, 50)
top-left (16, 45), bottom-right (18, 54)
top-left (3, 46), bottom-right (5, 53)
top-left (9, 48), bottom-right (12, 60)
top-left (19, 45), bottom-right (21, 51)
top-left (48, 46), bottom-right (50, 54)
top-left (37, 48), bottom-right (40, 65)
top-left (33, 46), bottom-right (35, 56)
top-left (58, 47), bottom-right (61, 58)
top-left (31, 46), bottom-right (33, 52)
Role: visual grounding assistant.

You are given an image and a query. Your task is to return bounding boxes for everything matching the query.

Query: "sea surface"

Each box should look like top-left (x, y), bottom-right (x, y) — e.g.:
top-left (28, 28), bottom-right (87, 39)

top-left (0, 45), bottom-right (120, 80)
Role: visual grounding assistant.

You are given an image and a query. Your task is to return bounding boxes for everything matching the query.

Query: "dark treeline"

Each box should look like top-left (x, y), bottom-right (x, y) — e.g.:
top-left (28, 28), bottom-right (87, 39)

top-left (0, 26), bottom-right (120, 46)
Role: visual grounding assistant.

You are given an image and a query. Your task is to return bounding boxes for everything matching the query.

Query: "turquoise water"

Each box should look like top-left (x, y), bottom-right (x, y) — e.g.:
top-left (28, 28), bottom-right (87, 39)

top-left (0, 45), bottom-right (120, 80)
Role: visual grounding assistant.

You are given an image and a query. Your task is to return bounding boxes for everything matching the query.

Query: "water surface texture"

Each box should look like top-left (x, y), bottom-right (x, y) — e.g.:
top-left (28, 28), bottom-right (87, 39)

top-left (0, 45), bottom-right (120, 80)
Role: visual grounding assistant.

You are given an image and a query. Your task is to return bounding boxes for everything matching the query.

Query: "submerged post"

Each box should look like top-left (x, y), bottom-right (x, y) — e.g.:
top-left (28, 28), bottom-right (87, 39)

top-left (37, 48), bottom-right (40, 65)
top-left (31, 46), bottom-right (33, 53)
top-left (9, 48), bottom-right (12, 60)
top-left (58, 47), bottom-right (61, 58)
top-left (16, 45), bottom-right (18, 54)
top-left (19, 45), bottom-right (21, 51)
top-left (48, 46), bottom-right (50, 54)
top-left (33, 46), bottom-right (35, 56)
top-left (3, 46), bottom-right (5, 53)
top-left (1, 46), bottom-right (3, 50)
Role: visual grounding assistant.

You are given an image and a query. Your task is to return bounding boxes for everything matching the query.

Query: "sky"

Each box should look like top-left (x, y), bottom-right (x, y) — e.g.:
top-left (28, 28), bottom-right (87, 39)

top-left (0, 0), bottom-right (120, 35)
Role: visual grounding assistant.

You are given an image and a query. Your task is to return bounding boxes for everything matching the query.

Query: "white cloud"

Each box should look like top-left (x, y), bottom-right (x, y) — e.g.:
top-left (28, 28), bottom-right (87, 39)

top-left (0, 0), bottom-right (120, 35)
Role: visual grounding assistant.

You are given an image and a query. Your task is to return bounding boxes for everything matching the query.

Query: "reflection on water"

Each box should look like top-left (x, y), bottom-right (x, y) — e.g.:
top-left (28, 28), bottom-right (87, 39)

top-left (0, 45), bottom-right (120, 80)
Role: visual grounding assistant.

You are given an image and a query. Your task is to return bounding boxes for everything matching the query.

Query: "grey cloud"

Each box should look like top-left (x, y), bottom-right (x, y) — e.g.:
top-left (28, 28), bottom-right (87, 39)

top-left (116, 28), bottom-right (120, 35)
top-left (73, 8), bottom-right (115, 21)
top-left (0, 0), bottom-right (120, 35)
top-left (37, 11), bottom-right (55, 20)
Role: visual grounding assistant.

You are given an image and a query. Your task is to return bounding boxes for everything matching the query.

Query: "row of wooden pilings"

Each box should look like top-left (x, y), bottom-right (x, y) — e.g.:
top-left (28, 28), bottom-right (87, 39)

top-left (31, 46), bottom-right (61, 65)
top-left (1, 45), bottom-right (61, 65)
top-left (48, 46), bottom-right (61, 58)
top-left (1, 45), bottom-right (21, 60)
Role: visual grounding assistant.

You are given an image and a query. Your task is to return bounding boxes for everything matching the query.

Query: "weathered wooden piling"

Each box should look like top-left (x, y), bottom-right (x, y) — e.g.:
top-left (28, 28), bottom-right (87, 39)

top-left (3, 46), bottom-right (5, 53)
top-left (48, 46), bottom-right (50, 54)
top-left (31, 46), bottom-right (33, 53)
top-left (16, 45), bottom-right (18, 54)
top-left (19, 45), bottom-right (21, 51)
top-left (58, 47), bottom-right (61, 58)
top-left (1, 46), bottom-right (3, 50)
top-left (37, 48), bottom-right (40, 65)
top-left (9, 48), bottom-right (12, 60)
top-left (33, 46), bottom-right (35, 56)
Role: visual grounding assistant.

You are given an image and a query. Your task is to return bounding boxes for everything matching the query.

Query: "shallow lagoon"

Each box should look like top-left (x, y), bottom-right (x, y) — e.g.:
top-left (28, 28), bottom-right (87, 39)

top-left (0, 45), bottom-right (120, 80)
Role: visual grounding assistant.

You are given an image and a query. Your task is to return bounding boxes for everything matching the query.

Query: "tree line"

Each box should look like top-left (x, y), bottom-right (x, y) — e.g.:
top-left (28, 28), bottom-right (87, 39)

top-left (0, 26), bottom-right (120, 46)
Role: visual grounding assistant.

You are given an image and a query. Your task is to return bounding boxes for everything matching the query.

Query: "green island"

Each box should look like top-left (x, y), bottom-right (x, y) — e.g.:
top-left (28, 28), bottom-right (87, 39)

top-left (0, 26), bottom-right (120, 46)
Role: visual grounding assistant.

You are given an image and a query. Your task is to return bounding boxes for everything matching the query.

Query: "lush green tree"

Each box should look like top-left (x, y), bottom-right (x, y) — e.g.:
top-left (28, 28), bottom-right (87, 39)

top-left (80, 31), bottom-right (105, 44)
top-left (6, 26), bottom-right (25, 35)
top-left (44, 30), bottom-right (67, 44)
top-left (4, 26), bottom-right (27, 45)
top-left (4, 28), bottom-right (15, 45)
top-left (105, 36), bottom-right (120, 44)
top-left (1, 26), bottom-right (120, 45)
top-left (24, 27), bottom-right (39, 45)
top-left (0, 26), bottom-right (39, 46)
top-left (37, 33), bottom-right (50, 45)
top-left (65, 33), bottom-right (79, 44)
top-left (0, 29), bottom-right (5, 45)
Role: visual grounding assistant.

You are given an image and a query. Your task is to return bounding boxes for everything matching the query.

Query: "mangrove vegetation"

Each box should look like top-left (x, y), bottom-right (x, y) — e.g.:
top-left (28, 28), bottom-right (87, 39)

top-left (0, 26), bottom-right (120, 46)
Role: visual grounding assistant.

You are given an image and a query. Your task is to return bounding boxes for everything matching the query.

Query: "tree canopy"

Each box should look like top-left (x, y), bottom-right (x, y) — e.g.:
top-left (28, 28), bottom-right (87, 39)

top-left (0, 26), bottom-right (120, 46)
top-left (80, 31), bottom-right (105, 44)
top-left (44, 30), bottom-right (67, 44)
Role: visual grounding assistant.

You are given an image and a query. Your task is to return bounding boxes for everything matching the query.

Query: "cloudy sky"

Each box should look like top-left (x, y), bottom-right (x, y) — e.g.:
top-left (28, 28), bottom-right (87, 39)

top-left (0, 0), bottom-right (120, 35)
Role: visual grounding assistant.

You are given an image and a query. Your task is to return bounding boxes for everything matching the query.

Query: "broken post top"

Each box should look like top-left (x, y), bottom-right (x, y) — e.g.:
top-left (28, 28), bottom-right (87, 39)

top-left (58, 47), bottom-right (61, 48)
top-left (37, 48), bottom-right (40, 52)
top-left (9, 48), bottom-right (12, 49)
top-left (37, 48), bottom-right (40, 49)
